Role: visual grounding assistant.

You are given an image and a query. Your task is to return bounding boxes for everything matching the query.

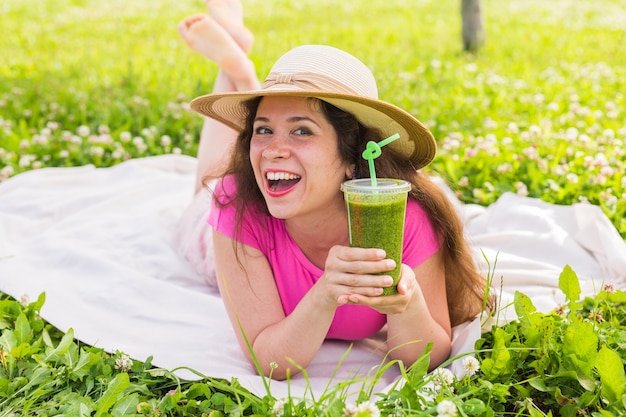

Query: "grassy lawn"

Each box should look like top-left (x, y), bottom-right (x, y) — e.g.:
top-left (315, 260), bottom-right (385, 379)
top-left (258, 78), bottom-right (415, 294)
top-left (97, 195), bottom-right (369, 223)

top-left (1, 0), bottom-right (625, 415)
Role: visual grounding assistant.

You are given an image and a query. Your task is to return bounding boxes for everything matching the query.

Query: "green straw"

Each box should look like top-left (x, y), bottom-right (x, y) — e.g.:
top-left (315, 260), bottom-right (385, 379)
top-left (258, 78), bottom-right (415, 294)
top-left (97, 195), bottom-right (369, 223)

top-left (361, 133), bottom-right (400, 186)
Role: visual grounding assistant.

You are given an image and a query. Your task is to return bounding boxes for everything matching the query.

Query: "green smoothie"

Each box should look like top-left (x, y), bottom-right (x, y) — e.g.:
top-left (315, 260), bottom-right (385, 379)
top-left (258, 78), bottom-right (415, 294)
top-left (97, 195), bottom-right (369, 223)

top-left (341, 179), bottom-right (410, 296)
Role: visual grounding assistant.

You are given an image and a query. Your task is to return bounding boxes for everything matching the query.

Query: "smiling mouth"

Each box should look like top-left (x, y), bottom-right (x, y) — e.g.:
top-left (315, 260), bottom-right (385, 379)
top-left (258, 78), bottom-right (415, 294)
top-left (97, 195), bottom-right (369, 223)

top-left (266, 171), bottom-right (301, 193)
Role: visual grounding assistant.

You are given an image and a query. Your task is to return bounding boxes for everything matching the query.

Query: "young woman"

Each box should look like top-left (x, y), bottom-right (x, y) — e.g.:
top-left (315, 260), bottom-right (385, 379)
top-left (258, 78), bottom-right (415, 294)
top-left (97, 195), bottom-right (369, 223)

top-left (177, 1), bottom-right (491, 380)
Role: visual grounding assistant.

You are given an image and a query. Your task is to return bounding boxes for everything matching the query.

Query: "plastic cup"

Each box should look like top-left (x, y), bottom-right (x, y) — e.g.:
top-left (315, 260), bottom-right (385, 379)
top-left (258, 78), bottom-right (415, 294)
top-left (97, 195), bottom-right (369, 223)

top-left (341, 178), bottom-right (411, 295)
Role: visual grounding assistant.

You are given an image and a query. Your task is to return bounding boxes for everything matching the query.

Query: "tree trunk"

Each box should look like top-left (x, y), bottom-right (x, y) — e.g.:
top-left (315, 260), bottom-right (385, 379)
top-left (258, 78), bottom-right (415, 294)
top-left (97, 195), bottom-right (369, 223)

top-left (461, 0), bottom-right (484, 52)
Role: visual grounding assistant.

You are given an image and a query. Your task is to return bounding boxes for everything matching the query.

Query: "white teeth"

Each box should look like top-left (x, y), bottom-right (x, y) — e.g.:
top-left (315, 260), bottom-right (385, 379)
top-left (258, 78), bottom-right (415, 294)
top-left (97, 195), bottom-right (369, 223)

top-left (266, 172), bottom-right (301, 181)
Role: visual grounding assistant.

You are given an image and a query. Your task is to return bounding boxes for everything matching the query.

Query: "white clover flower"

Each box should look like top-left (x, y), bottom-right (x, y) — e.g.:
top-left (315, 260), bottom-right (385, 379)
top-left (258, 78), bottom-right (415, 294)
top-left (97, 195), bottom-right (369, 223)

top-left (20, 294), bottom-right (30, 305)
top-left (566, 173), bottom-right (578, 184)
top-left (431, 367), bottom-right (455, 390)
top-left (120, 131), bottom-right (132, 142)
top-left (462, 356), bottom-right (480, 377)
top-left (592, 174), bottom-right (607, 186)
top-left (77, 125), bottom-right (90, 137)
top-left (90, 146), bottom-right (105, 158)
top-left (547, 179), bottom-right (559, 192)
top-left (160, 135), bottom-right (172, 147)
top-left (133, 137), bottom-right (148, 153)
top-left (496, 163), bottom-right (512, 174)
top-left (436, 399), bottom-right (457, 417)
top-left (0, 165), bottom-right (14, 180)
top-left (356, 401), bottom-right (380, 417)
top-left (514, 182), bottom-right (528, 197)
top-left (547, 102), bottom-right (560, 111)
top-left (343, 403), bottom-right (358, 417)
top-left (172, 147), bottom-right (182, 155)
top-left (554, 304), bottom-right (567, 317)
top-left (343, 401), bottom-right (380, 417)
top-left (98, 134), bottom-right (113, 145)
top-left (600, 166), bottom-right (614, 177)
top-left (483, 118), bottom-right (498, 130)
top-left (565, 127), bottom-right (578, 141)
top-left (114, 354), bottom-right (133, 372)
top-left (272, 398), bottom-right (286, 417)
top-left (18, 154), bottom-right (36, 168)
top-left (522, 146), bottom-right (538, 160)
top-left (603, 283), bottom-right (616, 293)
top-left (529, 125), bottom-right (542, 137)
top-left (593, 152), bottom-right (608, 167)
top-left (59, 150), bottom-right (70, 159)
top-left (465, 147), bottom-right (478, 158)
top-left (60, 131), bottom-right (71, 141)
top-left (32, 134), bottom-right (49, 145)
top-left (464, 63), bottom-right (478, 73)
top-left (46, 121), bottom-right (59, 131)
top-left (506, 122), bottom-right (518, 134)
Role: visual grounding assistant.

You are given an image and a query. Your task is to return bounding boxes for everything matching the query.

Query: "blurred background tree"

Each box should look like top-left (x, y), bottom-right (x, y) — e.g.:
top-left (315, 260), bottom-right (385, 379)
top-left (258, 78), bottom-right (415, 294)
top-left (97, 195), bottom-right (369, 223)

top-left (462, 0), bottom-right (484, 52)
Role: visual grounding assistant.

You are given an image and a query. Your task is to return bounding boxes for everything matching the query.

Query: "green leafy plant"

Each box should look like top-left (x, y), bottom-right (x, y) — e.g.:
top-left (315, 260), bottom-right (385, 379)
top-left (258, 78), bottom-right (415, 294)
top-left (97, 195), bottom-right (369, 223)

top-left (1, 265), bottom-right (624, 416)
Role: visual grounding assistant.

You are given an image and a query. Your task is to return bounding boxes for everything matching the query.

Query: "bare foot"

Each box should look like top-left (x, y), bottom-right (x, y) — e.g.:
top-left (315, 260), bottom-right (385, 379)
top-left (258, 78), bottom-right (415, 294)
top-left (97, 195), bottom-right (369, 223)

top-left (205, 0), bottom-right (254, 52)
top-left (177, 14), bottom-right (255, 88)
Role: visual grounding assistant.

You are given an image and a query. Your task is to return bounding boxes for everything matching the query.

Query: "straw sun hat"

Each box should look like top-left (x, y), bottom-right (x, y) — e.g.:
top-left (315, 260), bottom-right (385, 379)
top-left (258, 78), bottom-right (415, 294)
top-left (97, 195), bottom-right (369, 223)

top-left (190, 45), bottom-right (436, 170)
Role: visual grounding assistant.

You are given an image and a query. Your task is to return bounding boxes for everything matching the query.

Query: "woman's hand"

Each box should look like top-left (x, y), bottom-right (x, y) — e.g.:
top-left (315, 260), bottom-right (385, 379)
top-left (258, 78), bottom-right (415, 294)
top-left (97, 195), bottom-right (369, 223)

top-left (343, 263), bottom-right (420, 315)
top-left (319, 245), bottom-right (410, 307)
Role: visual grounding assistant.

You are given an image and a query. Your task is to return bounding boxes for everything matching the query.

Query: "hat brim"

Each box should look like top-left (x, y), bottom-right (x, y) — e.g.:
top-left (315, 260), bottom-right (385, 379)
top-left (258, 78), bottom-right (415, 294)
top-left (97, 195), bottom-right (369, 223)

top-left (190, 89), bottom-right (436, 170)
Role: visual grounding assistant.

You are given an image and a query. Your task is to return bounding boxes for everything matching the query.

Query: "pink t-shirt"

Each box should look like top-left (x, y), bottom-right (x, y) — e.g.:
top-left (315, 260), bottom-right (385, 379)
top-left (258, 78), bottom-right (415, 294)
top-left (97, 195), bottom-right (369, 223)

top-left (208, 176), bottom-right (441, 340)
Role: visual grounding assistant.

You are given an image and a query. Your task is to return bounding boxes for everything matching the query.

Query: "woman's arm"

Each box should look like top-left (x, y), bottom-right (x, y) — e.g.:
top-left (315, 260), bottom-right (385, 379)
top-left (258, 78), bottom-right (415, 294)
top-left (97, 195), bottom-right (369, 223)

top-left (385, 249), bottom-right (451, 370)
top-left (340, 249), bottom-right (452, 370)
top-left (212, 230), bottom-right (337, 380)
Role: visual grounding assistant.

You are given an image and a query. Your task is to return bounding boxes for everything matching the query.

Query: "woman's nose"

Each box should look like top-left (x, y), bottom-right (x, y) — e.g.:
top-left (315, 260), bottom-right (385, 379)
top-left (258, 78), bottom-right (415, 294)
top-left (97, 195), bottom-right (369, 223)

top-left (262, 135), bottom-right (290, 159)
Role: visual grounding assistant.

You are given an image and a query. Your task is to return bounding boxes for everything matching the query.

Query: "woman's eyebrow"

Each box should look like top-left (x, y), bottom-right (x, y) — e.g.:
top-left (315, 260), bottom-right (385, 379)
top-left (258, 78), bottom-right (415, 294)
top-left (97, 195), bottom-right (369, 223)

top-left (254, 115), bottom-right (320, 127)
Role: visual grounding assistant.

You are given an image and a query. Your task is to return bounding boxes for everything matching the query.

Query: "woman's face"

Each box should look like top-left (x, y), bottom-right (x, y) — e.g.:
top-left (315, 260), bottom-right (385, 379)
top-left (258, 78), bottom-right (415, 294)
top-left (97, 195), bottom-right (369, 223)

top-left (249, 96), bottom-right (352, 221)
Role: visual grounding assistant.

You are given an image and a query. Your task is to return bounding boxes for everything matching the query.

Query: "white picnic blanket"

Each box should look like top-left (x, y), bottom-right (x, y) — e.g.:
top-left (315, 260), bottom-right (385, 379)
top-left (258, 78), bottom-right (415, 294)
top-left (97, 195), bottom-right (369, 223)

top-left (0, 154), bottom-right (624, 399)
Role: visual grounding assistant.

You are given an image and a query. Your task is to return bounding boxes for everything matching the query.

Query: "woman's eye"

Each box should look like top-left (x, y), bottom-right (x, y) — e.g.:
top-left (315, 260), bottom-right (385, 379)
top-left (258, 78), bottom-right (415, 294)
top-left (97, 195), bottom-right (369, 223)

top-left (294, 127), bottom-right (312, 136)
top-left (255, 126), bottom-right (272, 135)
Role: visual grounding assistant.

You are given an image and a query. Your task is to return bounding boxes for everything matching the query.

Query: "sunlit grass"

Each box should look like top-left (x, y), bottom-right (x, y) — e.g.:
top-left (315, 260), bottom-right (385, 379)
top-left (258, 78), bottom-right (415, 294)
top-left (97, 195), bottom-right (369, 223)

top-left (2, 0), bottom-right (624, 237)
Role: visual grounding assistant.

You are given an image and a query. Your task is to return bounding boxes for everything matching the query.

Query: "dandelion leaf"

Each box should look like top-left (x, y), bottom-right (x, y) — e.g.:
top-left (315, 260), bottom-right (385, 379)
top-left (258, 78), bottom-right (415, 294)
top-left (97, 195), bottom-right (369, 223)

top-left (72, 350), bottom-right (103, 380)
top-left (481, 328), bottom-right (513, 379)
top-left (513, 291), bottom-right (536, 318)
top-left (594, 346), bottom-right (626, 404)
top-left (94, 372), bottom-right (130, 417)
top-left (14, 313), bottom-right (32, 345)
top-left (562, 321), bottom-right (598, 385)
top-left (43, 328), bottom-right (75, 362)
top-left (558, 265), bottom-right (580, 303)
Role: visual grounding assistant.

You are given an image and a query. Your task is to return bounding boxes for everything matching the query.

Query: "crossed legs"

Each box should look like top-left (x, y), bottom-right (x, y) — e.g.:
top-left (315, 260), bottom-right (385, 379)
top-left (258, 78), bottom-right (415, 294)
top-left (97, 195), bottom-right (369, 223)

top-left (178, 0), bottom-right (261, 193)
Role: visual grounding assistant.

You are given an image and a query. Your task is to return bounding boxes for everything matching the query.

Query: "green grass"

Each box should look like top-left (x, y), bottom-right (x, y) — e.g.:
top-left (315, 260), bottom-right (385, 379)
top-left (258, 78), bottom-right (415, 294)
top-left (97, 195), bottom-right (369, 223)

top-left (2, 0), bottom-right (624, 236)
top-left (1, 0), bottom-right (626, 414)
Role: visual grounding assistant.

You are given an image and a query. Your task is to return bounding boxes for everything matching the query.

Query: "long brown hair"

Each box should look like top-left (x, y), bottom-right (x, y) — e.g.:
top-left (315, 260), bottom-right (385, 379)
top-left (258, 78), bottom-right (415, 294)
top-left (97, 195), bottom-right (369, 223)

top-left (208, 97), bottom-right (493, 326)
